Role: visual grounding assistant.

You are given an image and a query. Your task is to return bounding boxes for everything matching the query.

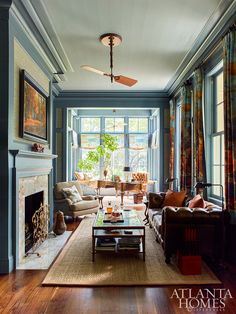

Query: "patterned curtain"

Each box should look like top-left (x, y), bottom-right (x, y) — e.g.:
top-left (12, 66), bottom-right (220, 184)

top-left (223, 28), bottom-right (236, 210)
top-left (180, 84), bottom-right (192, 192)
top-left (169, 99), bottom-right (175, 180)
top-left (193, 68), bottom-right (206, 185)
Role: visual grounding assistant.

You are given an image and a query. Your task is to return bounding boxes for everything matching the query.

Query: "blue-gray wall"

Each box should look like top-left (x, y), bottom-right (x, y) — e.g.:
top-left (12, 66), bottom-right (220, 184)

top-left (0, 2), bottom-right (56, 273)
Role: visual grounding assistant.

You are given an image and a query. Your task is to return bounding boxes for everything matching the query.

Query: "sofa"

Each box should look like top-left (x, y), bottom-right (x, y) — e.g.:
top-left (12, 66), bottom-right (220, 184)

top-left (148, 192), bottom-right (223, 264)
top-left (54, 181), bottom-right (99, 219)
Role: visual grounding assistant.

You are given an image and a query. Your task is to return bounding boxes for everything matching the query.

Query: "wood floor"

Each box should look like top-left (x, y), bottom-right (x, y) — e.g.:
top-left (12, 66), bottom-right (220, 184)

top-left (0, 220), bottom-right (236, 314)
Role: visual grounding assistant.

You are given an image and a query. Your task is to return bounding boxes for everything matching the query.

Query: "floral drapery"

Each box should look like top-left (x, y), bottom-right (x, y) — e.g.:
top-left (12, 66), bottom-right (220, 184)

top-left (180, 84), bottom-right (192, 191)
top-left (223, 28), bottom-right (236, 210)
top-left (193, 68), bottom-right (206, 185)
top-left (169, 99), bottom-right (175, 180)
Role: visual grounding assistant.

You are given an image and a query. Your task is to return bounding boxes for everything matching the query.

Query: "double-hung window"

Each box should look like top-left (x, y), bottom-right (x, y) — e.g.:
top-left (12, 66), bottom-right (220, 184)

top-left (210, 70), bottom-right (224, 197)
top-left (105, 117), bottom-right (125, 177)
top-left (204, 62), bottom-right (224, 199)
top-left (175, 98), bottom-right (181, 189)
top-left (128, 118), bottom-right (148, 172)
top-left (80, 117), bottom-right (101, 178)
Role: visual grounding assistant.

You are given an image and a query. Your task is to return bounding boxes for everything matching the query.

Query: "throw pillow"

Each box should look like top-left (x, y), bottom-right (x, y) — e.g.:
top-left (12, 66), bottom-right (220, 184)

top-left (62, 185), bottom-right (83, 203)
top-left (162, 189), bottom-right (186, 207)
top-left (74, 171), bottom-right (84, 180)
top-left (149, 193), bottom-right (165, 209)
top-left (188, 194), bottom-right (205, 209)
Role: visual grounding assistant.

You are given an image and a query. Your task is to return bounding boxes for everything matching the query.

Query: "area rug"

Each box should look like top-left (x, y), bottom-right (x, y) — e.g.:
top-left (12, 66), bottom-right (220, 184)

top-left (42, 215), bottom-right (221, 286)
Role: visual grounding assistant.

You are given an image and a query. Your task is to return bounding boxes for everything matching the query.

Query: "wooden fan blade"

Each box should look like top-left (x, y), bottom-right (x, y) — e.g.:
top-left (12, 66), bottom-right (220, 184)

top-left (81, 65), bottom-right (105, 76)
top-left (114, 75), bottom-right (137, 87)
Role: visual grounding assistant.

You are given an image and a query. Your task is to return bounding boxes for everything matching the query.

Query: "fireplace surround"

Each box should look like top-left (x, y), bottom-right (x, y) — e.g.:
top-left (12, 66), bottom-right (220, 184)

top-left (10, 149), bottom-right (57, 267)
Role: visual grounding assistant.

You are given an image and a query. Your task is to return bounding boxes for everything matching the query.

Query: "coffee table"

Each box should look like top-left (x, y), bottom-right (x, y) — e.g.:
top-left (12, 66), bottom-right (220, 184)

top-left (92, 209), bottom-right (145, 262)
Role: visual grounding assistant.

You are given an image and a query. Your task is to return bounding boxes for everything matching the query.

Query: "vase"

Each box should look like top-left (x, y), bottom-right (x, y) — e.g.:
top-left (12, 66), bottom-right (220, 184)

top-left (53, 210), bottom-right (67, 235)
top-left (103, 169), bottom-right (108, 180)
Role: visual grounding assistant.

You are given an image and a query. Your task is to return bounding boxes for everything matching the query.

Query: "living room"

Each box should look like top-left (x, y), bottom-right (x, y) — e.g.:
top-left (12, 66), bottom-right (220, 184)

top-left (1, 0), bottom-right (236, 313)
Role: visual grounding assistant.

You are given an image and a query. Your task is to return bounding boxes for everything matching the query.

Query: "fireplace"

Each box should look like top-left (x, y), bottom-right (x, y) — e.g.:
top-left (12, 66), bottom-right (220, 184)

top-left (25, 191), bottom-right (44, 253)
top-left (10, 149), bottom-right (57, 268)
top-left (18, 174), bottom-right (49, 263)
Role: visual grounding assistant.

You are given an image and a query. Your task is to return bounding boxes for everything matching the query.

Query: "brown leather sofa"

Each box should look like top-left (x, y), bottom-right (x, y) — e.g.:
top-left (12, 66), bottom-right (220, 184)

top-left (148, 192), bottom-right (223, 264)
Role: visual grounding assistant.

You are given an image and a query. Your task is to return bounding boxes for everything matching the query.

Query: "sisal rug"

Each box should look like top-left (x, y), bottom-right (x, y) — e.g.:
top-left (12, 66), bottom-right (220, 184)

top-left (42, 214), bottom-right (221, 286)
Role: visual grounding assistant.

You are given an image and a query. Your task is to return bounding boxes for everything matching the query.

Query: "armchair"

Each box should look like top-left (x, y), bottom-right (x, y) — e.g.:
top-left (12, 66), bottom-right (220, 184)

top-left (54, 181), bottom-right (99, 219)
top-left (132, 172), bottom-right (148, 193)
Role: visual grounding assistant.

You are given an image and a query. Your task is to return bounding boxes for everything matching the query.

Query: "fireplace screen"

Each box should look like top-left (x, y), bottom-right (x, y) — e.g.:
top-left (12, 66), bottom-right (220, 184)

top-left (25, 191), bottom-right (44, 253)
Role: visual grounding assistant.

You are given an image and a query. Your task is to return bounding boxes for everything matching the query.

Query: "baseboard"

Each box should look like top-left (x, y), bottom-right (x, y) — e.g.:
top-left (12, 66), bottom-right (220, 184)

top-left (0, 255), bottom-right (14, 274)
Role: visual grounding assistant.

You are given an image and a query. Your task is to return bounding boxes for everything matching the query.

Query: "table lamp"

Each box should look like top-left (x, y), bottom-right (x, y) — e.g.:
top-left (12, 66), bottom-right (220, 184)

top-left (165, 177), bottom-right (179, 191)
top-left (123, 166), bottom-right (132, 182)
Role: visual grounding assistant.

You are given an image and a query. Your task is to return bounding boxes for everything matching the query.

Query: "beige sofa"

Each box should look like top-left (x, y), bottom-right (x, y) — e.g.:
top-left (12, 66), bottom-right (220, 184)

top-left (54, 181), bottom-right (99, 219)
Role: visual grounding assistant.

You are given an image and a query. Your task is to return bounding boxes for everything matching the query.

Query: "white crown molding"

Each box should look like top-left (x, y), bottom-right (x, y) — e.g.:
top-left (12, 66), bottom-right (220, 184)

top-left (166, 0), bottom-right (236, 95)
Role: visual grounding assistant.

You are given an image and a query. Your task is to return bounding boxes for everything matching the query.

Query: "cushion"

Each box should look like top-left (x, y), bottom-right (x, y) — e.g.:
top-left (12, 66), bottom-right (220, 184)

top-left (54, 181), bottom-right (83, 200)
top-left (84, 173), bottom-right (93, 180)
top-left (74, 171), bottom-right (84, 180)
top-left (188, 194), bottom-right (205, 209)
top-left (204, 201), bottom-right (221, 211)
top-left (62, 185), bottom-right (83, 203)
top-left (162, 189), bottom-right (186, 207)
top-left (81, 184), bottom-right (96, 196)
top-left (70, 199), bottom-right (99, 212)
top-left (149, 193), bottom-right (165, 209)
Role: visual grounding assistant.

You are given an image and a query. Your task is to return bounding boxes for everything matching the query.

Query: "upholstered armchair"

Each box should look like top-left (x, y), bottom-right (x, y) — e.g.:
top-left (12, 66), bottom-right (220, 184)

top-left (54, 181), bottom-right (99, 219)
top-left (132, 172), bottom-right (148, 193)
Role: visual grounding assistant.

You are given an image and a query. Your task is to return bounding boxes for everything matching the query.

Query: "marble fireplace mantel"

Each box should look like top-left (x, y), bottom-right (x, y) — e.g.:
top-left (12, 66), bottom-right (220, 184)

top-left (10, 149), bottom-right (57, 267)
top-left (10, 149), bottom-right (57, 161)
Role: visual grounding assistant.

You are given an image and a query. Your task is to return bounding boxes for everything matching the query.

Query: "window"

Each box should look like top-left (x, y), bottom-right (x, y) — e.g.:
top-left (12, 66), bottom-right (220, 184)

top-left (175, 99), bottom-right (181, 189)
top-left (129, 118), bottom-right (148, 133)
top-left (78, 116), bottom-right (150, 178)
top-left (129, 149), bottom-right (147, 172)
top-left (128, 118), bottom-right (148, 171)
top-left (211, 71), bottom-right (224, 197)
top-left (105, 118), bottom-right (125, 133)
top-left (81, 117), bottom-right (100, 132)
top-left (80, 117), bottom-right (101, 178)
top-left (110, 134), bottom-right (125, 177)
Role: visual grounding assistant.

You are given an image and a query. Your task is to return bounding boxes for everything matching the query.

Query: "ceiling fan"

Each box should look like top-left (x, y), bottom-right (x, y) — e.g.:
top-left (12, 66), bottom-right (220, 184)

top-left (81, 33), bottom-right (138, 87)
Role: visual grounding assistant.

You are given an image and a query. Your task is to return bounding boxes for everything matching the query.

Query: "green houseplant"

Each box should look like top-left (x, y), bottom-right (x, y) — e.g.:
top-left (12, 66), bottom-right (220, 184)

top-left (78, 134), bottom-right (119, 177)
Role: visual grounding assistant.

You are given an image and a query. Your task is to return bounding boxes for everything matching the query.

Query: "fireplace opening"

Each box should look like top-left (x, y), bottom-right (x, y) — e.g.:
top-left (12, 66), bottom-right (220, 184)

top-left (25, 191), bottom-right (44, 253)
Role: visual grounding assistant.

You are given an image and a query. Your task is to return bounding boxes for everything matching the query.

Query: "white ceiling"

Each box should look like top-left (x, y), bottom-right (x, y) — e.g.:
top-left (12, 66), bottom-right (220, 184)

top-left (40, 0), bottom-right (222, 91)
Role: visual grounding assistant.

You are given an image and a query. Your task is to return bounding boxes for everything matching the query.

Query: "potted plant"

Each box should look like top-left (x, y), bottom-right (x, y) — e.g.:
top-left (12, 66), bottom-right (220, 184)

top-left (78, 134), bottom-right (119, 178)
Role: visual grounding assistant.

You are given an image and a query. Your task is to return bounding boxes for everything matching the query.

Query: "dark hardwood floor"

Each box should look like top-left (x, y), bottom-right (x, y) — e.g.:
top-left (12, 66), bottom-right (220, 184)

top-left (0, 219), bottom-right (235, 314)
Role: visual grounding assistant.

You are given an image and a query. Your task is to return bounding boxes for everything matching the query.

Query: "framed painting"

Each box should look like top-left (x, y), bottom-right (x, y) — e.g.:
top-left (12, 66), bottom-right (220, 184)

top-left (20, 70), bottom-right (49, 143)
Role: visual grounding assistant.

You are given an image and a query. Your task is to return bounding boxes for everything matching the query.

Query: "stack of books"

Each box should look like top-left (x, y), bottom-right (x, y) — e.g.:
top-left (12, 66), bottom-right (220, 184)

top-left (96, 238), bottom-right (116, 251)
top-left (117, 237), bottom-right (141, 252)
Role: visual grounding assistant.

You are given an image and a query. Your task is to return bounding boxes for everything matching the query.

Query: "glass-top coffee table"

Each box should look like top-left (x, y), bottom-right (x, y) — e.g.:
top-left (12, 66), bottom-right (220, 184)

top-left (92, 209), bottom-right (145, 262)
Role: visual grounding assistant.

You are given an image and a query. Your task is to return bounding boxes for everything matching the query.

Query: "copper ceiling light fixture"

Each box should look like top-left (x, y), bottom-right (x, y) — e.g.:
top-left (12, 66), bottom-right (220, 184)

top-left (81, 33), bottom-right (138, 87)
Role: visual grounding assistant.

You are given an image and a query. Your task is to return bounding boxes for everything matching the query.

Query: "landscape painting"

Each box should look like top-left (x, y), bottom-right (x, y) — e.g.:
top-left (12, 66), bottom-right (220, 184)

top-left (20, 70), bottom-right (49, 143)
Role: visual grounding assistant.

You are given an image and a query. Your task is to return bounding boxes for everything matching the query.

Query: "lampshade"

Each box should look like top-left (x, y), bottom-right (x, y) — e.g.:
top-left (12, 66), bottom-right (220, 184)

top-left (123, 166), bottom-right (131, 172)
top-left (194, 182), bottom-right (213, 188)
top-left (165, 177), bottom-right (177, 183)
